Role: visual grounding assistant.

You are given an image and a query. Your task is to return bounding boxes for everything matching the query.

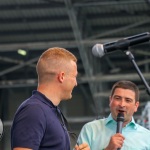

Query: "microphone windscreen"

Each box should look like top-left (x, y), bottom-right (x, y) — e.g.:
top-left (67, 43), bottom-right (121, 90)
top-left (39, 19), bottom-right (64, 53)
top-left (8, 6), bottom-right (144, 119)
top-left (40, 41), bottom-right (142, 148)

top-left (92, 44), bottom-right (104, 57)
top-left (117, 113), bottom-right (124, 122)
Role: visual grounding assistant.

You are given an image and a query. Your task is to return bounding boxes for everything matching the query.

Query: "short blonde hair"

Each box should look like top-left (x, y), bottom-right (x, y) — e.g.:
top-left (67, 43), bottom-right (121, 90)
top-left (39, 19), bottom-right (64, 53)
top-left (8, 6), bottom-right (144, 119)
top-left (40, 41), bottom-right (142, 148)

top-left (36, 47), bottom-right (77, 83)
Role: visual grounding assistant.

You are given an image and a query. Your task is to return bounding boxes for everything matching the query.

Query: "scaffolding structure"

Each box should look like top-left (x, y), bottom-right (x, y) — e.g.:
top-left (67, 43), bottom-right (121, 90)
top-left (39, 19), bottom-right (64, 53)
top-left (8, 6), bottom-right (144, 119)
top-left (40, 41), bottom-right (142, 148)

top-left (140, 102), bottom-right (150, 130)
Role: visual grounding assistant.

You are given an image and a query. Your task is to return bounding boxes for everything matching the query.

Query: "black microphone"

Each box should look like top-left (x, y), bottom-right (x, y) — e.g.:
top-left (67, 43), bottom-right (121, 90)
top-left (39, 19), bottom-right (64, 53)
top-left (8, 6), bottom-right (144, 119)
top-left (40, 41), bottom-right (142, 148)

top-left (116, 112), bottom-right (124, 133)
top-left (116, 113), bottom-right (124, 150)
top-left (92, 32), bottom-right (150, 58)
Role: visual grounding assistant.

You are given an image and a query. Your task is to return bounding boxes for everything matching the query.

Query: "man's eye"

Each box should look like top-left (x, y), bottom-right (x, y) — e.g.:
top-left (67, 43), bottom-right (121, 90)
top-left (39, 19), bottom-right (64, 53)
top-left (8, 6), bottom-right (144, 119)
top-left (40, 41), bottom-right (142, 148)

top-left (126, 99), bottom-right (132, 103)
top-left (115, 97), bottom-right (121, 100)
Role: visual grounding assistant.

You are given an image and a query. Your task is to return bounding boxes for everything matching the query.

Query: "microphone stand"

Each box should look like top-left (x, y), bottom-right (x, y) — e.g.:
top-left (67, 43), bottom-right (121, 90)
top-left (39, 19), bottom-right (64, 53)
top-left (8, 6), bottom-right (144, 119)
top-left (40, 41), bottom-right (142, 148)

top-left (125, 50), bottom-right (150, 96)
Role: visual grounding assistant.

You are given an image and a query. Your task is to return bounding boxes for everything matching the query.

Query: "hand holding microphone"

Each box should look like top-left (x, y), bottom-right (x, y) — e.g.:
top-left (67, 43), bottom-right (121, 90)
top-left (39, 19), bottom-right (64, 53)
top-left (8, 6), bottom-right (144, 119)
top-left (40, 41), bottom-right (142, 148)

top-left (105, 113), bottom-right (125, 150)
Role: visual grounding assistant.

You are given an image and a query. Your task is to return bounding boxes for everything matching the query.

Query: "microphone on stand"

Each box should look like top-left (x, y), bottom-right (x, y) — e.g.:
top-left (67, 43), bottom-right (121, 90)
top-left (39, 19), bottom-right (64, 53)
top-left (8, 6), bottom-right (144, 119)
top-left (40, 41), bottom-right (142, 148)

top-left (92, 32), bottom-right (150, 58)
top-left (116, 113), bottom-right (124, 150)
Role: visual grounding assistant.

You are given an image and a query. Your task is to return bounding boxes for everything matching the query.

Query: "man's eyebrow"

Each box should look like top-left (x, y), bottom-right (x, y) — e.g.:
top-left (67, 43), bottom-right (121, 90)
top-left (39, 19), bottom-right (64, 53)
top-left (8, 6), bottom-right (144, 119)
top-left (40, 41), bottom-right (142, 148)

top-left (113, 95), bottom-right (121, 97)
top-left (125, 97), bottom-right (133, 101)
top-left (114, 95), bottom-right (134, 101)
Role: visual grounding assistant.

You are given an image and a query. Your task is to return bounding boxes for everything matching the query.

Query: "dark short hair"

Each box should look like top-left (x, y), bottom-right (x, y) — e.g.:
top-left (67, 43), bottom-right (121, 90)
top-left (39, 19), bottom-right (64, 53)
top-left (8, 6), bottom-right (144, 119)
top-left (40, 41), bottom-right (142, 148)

top-left (110, 80), bottom-right (139, 102)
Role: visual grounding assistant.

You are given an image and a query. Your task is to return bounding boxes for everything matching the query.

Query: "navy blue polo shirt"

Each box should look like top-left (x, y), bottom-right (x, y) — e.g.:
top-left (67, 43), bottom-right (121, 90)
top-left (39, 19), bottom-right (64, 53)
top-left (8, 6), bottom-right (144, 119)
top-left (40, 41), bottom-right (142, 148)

top-left (11, 90), bottom-right (70, 150)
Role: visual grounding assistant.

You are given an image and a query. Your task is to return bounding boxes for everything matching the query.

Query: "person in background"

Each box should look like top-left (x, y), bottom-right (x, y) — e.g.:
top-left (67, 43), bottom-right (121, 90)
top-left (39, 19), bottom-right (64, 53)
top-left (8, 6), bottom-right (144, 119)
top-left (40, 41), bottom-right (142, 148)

top-left (11, 47), bottom-right (90, 150)
top-left (77, 80), bottom-right (150, 150)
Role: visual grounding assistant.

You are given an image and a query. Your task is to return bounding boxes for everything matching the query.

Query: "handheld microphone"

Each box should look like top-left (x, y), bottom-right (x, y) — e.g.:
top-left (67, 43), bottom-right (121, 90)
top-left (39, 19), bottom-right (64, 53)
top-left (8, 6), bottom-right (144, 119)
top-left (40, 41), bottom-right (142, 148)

top-left (92, 32), bottom-right (150, 58)
top-left (116, 113), bottom-right (124, 150)
top-left (116, 112), bottom-right (124, 133)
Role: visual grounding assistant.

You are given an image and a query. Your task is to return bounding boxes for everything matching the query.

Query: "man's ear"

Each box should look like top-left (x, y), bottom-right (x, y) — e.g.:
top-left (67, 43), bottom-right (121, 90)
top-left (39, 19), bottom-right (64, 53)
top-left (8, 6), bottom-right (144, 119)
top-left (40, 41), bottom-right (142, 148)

top-left (134, 101), bottom-right (139, 112)
top-left (109, 96), bottom-right (111, 107)
top-left (58, 72), bottom-right (65, 83)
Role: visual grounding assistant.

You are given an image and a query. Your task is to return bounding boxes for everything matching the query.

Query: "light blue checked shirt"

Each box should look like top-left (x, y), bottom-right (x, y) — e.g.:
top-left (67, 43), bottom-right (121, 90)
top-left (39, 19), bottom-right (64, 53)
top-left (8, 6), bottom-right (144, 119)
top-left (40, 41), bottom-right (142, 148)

top-left (77, 114), bottom-right (150, 150)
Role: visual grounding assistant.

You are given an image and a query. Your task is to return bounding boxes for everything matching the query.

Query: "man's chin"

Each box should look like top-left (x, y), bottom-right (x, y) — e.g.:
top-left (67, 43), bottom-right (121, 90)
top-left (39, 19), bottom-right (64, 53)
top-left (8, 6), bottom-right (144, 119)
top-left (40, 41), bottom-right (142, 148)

top-left (64, 95), bottom-right (72, 100)
top-left (68, 95), bottom-right (72, 100)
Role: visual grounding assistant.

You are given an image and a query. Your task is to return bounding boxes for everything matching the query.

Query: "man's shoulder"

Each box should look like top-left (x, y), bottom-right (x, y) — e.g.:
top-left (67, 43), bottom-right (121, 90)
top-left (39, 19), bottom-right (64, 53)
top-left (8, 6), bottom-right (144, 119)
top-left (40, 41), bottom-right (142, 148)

top-left (83, 118), bottom-right (106, 128)
top-left (136, 123), bottom-right (150, 133)
top-left (15, 95), bottom-right (50, 118)
top-left (18, 97), bottom-right (42, 109)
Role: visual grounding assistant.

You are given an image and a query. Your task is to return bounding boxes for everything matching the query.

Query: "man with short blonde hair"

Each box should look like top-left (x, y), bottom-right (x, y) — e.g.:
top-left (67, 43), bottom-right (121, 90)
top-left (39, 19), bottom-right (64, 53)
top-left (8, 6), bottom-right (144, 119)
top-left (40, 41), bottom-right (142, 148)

top-left (11, 47), bottom-right (90, 150)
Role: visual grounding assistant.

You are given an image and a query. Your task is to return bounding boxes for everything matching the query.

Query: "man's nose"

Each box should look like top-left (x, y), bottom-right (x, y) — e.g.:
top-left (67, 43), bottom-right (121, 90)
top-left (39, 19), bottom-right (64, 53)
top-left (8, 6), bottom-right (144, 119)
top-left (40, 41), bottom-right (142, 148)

top-left (119, 100), bottom-right (126, 107)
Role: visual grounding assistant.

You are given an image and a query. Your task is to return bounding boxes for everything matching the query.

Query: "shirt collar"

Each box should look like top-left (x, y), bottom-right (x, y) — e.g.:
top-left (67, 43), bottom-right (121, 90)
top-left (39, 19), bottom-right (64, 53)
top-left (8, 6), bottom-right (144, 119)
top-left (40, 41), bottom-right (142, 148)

top-left (105, 113), bottom-right (138, 129)
top-left (105, 114), bottom-right (116, 125)
top-left (32, 90), bottom-right (56, 108)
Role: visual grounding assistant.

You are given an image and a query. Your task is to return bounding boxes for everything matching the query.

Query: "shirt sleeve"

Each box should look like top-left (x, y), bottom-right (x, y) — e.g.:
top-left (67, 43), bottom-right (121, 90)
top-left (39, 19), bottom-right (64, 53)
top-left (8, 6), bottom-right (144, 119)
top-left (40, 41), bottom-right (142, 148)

top-left (77, 124), bottom-right (92, 148)
top-left (11, 104), bottom-right (46, 149)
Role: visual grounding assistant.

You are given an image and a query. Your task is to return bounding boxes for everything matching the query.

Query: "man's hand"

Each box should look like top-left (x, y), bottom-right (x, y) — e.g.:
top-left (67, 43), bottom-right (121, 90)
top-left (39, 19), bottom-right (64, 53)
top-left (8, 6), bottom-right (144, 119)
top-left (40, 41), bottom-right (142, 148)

top-left (105, 133), bottom-right (125, 150)
top-left (74, 143), bottom-right (90, 150)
